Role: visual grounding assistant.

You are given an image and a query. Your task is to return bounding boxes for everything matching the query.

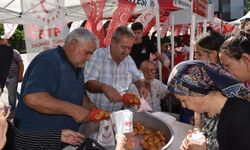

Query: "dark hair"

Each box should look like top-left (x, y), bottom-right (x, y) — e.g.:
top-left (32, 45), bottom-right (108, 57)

top-left (196, 30), bottom-right (225, 52)
top-left (112, 26), bottom-right (135, 43)
top-left (131, 22), bottom-right (143, 31)
top-left (220, 30), bottom-right (250, 60)
top-left (240, 18), bottom-right (250, 23)
top-left (206, 26), bottom-right (213, 32)
top-left (0, 45), bottom-right (13, 91)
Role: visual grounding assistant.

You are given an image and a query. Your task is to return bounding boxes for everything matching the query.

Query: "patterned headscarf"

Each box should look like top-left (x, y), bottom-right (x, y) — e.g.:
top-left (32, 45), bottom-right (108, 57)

top-left (167, 60), bottom-right (250, 100)
top-left (168, 60), bottom-right (250, 150)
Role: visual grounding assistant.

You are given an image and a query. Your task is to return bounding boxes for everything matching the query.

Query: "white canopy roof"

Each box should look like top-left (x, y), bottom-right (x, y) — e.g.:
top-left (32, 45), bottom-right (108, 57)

top-left (0, 0), bottom-right (148, 24)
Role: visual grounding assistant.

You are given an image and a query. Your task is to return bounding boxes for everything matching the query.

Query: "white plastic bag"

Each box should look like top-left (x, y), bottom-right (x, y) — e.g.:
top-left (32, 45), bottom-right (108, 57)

top-left (97, 119), bottom-right (115, 147)
top-left (137, 96), bottom-right (152, 112)
top-left (110, 109), bottom-right (133, 134)
top-left (111, 110), bottom-right (133, 150)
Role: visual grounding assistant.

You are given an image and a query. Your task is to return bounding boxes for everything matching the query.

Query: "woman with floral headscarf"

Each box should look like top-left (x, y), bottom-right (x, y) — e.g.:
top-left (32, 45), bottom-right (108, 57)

top-left (167, 60), bottom-right (250, 150)
top-left (180, 30), bottom-right (225, 126)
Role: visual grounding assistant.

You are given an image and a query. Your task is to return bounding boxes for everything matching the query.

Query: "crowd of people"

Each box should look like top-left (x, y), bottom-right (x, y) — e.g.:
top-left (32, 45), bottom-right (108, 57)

top-left (0, 17), bottom-right (250, 150)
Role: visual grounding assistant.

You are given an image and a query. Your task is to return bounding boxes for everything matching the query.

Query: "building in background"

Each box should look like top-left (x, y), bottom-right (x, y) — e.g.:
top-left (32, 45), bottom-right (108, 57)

top-left (210, 0), bottom-right (245, 21)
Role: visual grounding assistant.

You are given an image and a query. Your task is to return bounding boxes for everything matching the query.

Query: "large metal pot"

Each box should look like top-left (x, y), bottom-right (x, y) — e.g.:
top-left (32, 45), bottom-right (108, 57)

top-left (79, 112), bottom-right (174, 150)
top-left (133, 112), bottom-right (174, 150)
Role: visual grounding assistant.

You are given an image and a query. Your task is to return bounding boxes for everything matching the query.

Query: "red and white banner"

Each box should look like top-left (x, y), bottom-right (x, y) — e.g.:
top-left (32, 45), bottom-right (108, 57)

top-left (143, 19), bottom-right (155, 35)
top-left (1, 24), bottom-right (18, 39)
top-left (128, 0), bottom-right (154, 7)
top-left (96, 21), bottom-right (107, 48)
top-left (24, 24), bottom-right (69, 53)
top-left (160, 16), bottom-right (170, 38)
top-left (21, 0), bottom-right (65, 26)
top-left (22, 0), bottom-right (68, 53)
top-left (84, 20), bottom-right (92, 31)
top-left (104, 0), bottom-right (136, 45)
top-left (223, 24), bottom-right (235, 34)
top-left (70, 21), bottom-right (84, 32)
top-left (80, 0), bottom-right (106, 35)
top-left (193, 0), bottom-right (208, 18)
top-left (173, 0), bottom-right (191, 9)
top-left (134, 8), bottom-right (155, 29)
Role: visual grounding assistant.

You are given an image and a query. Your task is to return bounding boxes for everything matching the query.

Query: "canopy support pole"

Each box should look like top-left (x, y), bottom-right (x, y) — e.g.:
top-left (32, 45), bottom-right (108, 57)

top-left (189, 0), bottom-right (196, 60)
top-left (153, 0), bottom-right (162, 81)
top-left (170, 13), bottom-right (175, 70)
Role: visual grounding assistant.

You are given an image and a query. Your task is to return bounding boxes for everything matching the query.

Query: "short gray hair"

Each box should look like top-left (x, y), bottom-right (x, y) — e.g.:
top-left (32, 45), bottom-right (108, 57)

top-left (65, 28), bottom-right (99, 48)
top-left (112, 26), bottom-right (135, 43)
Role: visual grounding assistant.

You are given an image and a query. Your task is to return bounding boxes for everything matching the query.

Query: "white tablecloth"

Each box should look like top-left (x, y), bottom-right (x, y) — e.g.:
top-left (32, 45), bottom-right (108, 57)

top-left (166, 120), bottom-right (192, 149)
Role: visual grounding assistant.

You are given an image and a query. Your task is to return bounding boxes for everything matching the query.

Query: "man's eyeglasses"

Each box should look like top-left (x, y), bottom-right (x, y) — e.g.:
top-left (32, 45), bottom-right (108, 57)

top-left (145, 68), bottom-right (156, 73)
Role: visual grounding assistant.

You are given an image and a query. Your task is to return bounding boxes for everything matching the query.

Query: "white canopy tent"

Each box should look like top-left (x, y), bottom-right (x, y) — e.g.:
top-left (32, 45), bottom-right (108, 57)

top-left (0, 0), bottom-right (151, 24)
top-left (1, 0), bottom-right (182, 81)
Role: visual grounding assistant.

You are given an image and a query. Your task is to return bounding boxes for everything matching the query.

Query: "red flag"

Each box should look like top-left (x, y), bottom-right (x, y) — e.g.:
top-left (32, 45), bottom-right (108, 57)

top-left (143, 19), bottom-right (155, 35)
top-left (223, 24), bottom-right (235, 34)
top-left (193, 0), bottom-right (208, 18)
top-left (97, 21), bottom-right (106, 48)
top-left (80, 0), bottom-right (106, 34)
top-left (84, 20), bottom-right (92, 31)
top-left (135, 8), bottom-right (155, 29)
top-left (161, 16), bottom-right (170, 38)
top-left (104, 0), bottom-right (136, 45)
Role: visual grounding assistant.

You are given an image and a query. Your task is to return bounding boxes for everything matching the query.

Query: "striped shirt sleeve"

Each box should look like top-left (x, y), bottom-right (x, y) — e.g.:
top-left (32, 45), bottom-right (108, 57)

top-left (13, 128), bottom-right (62, 150)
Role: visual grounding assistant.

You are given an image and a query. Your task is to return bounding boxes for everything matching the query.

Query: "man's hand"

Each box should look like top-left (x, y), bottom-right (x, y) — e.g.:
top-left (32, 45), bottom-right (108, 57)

top-left (102, 84), bottom-right (122, 102)
top-left (138, 87), bottom-right (149, 98)
top-left (24, 93), bottom-right (90, 124)
top-left (61, 129), bottom-right (84, 146)
top-left (70, 105), bottom-right (90, 123)
top-left (122, 93), bottom-right (141, 106)
top-left (88, 108), bottom-right (110, 122)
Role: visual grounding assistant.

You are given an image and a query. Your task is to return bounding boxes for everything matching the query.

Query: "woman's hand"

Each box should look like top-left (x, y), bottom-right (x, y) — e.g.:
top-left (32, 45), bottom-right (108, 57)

top-left (180, 130), bottom-right (206, 150)
top-left (61, 129), bottom-right (85, 146)
top-left (187, 138), bottom-right (207, 150)
top-left (180, 132), bottom-right (191, 150)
